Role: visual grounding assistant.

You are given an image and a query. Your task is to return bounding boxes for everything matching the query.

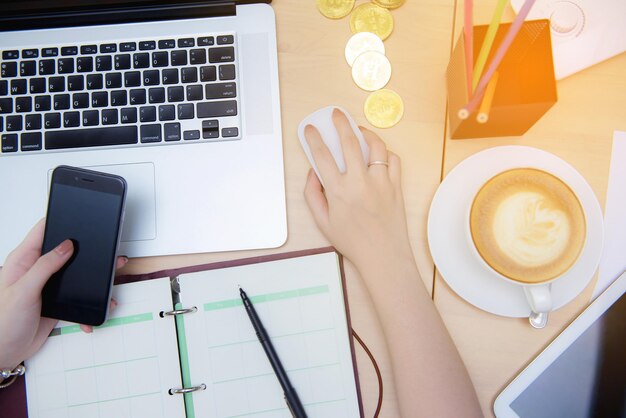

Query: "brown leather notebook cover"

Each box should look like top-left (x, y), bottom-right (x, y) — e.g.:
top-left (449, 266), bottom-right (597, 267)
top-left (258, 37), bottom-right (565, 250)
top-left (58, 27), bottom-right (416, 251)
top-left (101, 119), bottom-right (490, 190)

top-left (0, 247), bottom-right (365, 418)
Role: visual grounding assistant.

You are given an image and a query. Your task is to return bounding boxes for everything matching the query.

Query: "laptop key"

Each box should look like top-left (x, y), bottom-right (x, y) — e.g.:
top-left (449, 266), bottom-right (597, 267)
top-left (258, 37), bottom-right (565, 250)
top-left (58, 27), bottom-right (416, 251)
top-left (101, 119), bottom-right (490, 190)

top-left (1, 134), bottom-right (18, 152)
top-left (189, 49), bottom-right (206, 65)
top-left (167, 86), bottom-right (184, 102)
top-left (53, 94), bottom-right (70, 110)
top-left (34, 96), bottom-right (51, 111)
top-left (1, 62), bottom-right (18, 78)
top-left (30, 78), bottom-right (46, 94)
top-left (124, 71), bottom-right (141, 88)
top-left (120, 107), bottom-right (137, 123)
top-left (72, 93), bottom-right (89, 109)
top-left (197, 37), bottom-right (215, 46)
top-left (181, 67), bottom-right (197, 83)
top-left (21, 132), bottom-right (42, 151)
top-left (15, 97), bottom-right (32, 113)
top-left (143, 70), bottom-right (160, 86)
top-left (186, 84), bottom-right (203, 101)
top-left (67, 75), bottom-right (84, 91)
top-left (96, 56), bottom-right (112, 71)
top-left (87, 74), bottom-right (103, 90)
top-left (162, 68), bottom-right (178, 84)
top-left (152, 51), bottom-right (169, 68)
top-left (159, 105), bottom-right (175, 121)
top-left (205, 82), bottom-right (236, 99)
top-left (61, 46), bottom-right (78, 56)
top-left (42, 48), bottom-right (59, 57)
top-left (129, 89), bottom-right (146, 105)
top-left (158, 39), bottom-right (176, 49)
top-left (197, 100), bottom-right (237, 118)
top-left (0, 98), bottom-right (12, 114)
top-left (140, 124), bottom-right (161, 143)
top-left (115, 54), bottom-right (131, 70)
top-left (178, 38), bottom-right (195, 48)
top-left (44, 113), bottom-right (61, 129)
top-left (171, 50), bottom-right (188, 66)
top-left (91, 91), bottom-right (108, 108)
top-left (209, 47), bottom-right (234, 63)
top-left (2, 51), bottom-right (19, 60)
top-left (178, 103), bottom-right (194, 119)
top-left (10, 79), bottom-right (27, 95)
top-left (200, 66), bottom-right (216, 82)
top-left (100, 44), bottom-right (117, 53)
top-left (133, 53), bottom-right (150, 69)
top-left (82, 110), bottom-right (99, 126)
top-left (120, 42), bottom-right (137, 52)
top-left (25, 114), bottom-right (41, 130)
top-left (164, 122), bottom-right (181, 141)
top-left (222, 128), bottom-right (239, 138)
top-left (20, 61), bottom-right (37, 77)
top-left (148, 87), bottom-right (165, 104)
top-left (0, 81), bottom-right (7, 96)
top-left (219, 64), bottom-right (236, 81)
top-left (140, 106), bottom-right (157, 122)
top-left (45, 126), bottom-right (138, 149)
top-left (102, 109), bottom-right (118, 125)
top-left (76, 57), bottom-right (93, 72)
top-left (49, 77), bottom-right (65, 92)
top-left (105, 73), bottom-right (122, 89)
top-left (6, 115), bottom-right (22, 131)
top-left (80, 45), bottom-right (98, 55)
top-left (39, 59), bottom-right (55, 75)
top-left (139, 41), bottom-right (156, 51)
top-left (202, 120), bottom-right (218, 139)
top-left (22, 49), bottom-right (39, 59)
top-left (58, 58), bottom-right (74, 74)
top-left (183, 130), bottom-right (200, 140)
top-left (63, 111), bottom-right (80, 127)
top-left (217, 35), bottom-right (234, 45)
top-left (110, 90), bottom-right (127, 106)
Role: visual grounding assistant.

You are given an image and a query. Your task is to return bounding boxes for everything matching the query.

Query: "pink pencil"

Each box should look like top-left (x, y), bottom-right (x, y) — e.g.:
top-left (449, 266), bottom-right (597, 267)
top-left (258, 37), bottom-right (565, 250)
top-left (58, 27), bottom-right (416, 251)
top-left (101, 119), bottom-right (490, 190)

top-left (464, 0), bottom-right (473, 98)
top-left (458, 0), bottom-right (537, 118)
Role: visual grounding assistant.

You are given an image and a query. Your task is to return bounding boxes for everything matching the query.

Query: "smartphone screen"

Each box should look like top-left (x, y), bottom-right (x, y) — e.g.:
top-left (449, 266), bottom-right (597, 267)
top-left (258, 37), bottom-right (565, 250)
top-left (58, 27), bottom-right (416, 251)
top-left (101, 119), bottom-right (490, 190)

top-left (41, 166), bottom-right (126, 326)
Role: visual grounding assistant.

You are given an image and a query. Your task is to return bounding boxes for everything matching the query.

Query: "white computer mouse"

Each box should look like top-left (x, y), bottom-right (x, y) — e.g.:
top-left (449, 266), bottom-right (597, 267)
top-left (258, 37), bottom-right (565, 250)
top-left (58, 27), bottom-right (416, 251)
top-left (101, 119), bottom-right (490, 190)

top-left (297, 106), bottom-right (369, 186)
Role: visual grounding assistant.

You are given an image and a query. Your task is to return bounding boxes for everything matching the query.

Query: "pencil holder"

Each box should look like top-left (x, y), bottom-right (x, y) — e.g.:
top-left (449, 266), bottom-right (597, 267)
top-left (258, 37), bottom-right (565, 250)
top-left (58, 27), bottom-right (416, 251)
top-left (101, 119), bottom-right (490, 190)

top-left (447, 19), bottom-right (557, 139)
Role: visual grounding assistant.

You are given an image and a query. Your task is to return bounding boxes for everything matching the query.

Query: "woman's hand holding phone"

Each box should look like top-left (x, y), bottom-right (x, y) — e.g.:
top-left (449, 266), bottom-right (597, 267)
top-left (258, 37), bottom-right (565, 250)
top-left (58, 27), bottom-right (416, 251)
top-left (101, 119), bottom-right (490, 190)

top-left (0, 220), bottom-right (127, 371)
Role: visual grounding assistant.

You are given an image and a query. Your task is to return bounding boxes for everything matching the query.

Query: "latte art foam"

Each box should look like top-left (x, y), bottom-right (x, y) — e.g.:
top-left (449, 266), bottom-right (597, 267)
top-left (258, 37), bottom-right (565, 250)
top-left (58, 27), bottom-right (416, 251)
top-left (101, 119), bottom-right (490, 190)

top-left (470, 169), bottom-right (586, 284)
top-left (493, 192), bottom-right (571, 267)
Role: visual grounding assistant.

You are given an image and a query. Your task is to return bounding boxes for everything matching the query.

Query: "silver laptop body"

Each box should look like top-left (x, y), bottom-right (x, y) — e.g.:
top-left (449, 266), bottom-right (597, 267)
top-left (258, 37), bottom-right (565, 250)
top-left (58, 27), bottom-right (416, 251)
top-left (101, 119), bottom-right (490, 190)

top-left (0, 1), bottom-right (286, 262)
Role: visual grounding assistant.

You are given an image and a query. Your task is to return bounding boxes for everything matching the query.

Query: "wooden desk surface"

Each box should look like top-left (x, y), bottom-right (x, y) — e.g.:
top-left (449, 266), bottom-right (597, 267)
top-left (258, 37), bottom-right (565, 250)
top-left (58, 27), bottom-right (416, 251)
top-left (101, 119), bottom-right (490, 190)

top-left (122, 1), bottom-right (626, 417)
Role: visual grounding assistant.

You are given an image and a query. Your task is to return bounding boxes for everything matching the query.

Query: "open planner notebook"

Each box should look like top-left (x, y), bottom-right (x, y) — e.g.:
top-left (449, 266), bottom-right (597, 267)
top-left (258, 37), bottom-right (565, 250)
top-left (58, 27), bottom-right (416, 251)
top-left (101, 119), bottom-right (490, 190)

top-left (24, 249), bottom-right (363, 418)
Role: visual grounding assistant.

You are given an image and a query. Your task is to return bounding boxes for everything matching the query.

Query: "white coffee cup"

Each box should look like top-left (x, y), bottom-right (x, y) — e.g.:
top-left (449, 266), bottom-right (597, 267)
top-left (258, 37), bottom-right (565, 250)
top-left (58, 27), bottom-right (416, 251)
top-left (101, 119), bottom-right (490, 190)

top-left (466, 168), bottom-right (587, 315)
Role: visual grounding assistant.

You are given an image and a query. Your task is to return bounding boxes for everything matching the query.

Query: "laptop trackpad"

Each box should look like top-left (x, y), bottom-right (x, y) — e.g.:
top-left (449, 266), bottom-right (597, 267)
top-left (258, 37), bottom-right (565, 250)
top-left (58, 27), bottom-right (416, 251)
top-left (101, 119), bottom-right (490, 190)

top-left (84, 162), bottom-right (157, 242)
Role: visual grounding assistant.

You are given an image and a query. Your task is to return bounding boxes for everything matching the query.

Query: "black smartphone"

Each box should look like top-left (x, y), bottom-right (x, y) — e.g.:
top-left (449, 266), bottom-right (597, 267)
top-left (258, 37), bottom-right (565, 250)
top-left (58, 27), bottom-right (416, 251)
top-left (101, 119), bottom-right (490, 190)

top-left (41, 165), bottom-right (127, 326)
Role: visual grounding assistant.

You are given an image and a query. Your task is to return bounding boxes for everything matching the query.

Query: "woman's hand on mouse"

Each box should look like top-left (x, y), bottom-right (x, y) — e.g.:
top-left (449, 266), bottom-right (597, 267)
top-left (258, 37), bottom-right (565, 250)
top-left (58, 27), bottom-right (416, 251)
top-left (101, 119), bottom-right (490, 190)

top-left (303, 109), bottom-right (415, 274)
top-left (0, 219), bottom-right (127, 371)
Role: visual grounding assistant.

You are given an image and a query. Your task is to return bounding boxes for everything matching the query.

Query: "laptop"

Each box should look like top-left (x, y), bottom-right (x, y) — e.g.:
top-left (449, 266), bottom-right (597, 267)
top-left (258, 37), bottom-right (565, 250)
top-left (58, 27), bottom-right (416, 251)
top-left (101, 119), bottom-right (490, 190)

top-left (0, 0), bottom-right (287, 262)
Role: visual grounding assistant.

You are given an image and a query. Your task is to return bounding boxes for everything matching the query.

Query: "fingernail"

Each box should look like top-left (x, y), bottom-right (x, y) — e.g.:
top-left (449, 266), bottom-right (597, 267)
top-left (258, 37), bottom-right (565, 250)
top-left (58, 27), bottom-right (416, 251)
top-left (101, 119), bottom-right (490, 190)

top-left (54, 239), bottom-right (73, 256)
top-left (121, 256), bottom-right (129, 263)
top-left (111, 298), bottom-right (118, 308)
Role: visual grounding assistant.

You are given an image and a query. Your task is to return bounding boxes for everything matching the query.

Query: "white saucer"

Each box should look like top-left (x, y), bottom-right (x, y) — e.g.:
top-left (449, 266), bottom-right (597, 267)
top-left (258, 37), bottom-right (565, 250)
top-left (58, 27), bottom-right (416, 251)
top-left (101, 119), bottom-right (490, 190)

top-left (427, 146), bottom-right (604, 317)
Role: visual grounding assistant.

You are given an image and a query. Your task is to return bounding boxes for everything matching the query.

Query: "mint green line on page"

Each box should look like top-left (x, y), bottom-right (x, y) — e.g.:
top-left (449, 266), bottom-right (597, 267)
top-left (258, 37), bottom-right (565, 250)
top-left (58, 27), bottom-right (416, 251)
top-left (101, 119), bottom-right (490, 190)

top-left (203, 285), bottom-right (329, 311)
top-left (174, 302), bottom-right (196, 418)
top-left (50, 312), bottom-right (154, 336)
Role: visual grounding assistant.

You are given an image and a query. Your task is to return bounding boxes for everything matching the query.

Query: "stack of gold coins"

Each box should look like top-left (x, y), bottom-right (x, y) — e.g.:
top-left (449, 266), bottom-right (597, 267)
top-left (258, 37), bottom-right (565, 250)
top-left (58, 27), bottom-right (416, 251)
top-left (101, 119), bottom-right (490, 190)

top-left (316, 0), bottom-right (405, 128)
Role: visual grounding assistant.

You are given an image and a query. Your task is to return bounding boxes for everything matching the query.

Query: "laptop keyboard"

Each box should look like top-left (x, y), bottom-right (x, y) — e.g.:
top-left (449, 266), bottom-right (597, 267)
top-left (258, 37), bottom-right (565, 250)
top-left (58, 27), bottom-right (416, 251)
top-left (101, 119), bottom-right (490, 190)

top-left (0, 33), bottom-right (240, 154)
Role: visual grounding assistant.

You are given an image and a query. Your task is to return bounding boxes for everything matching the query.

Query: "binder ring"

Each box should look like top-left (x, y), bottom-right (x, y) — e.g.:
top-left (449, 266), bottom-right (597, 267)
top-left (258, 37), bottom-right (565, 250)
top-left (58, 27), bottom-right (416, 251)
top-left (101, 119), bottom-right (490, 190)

top-left (169, 383), bottom-right (206, 395)
top-left (161, 306), bottom-right (197, 317)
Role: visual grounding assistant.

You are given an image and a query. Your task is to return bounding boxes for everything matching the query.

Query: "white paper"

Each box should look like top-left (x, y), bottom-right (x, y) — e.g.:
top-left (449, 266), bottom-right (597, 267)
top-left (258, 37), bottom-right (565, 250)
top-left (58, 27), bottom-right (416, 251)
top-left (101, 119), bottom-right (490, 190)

top-left (178, 252), bottom-right (361, 418)
top-left (25, 278), bottom-right (185, 418)
top-left (593, 131), bottom-right (626, 299)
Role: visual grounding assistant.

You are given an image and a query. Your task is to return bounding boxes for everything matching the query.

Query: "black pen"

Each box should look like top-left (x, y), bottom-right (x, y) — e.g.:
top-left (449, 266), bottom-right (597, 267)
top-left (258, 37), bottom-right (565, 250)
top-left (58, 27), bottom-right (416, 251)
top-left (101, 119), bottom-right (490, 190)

top-left (239, 288), bottom-right (308, 418)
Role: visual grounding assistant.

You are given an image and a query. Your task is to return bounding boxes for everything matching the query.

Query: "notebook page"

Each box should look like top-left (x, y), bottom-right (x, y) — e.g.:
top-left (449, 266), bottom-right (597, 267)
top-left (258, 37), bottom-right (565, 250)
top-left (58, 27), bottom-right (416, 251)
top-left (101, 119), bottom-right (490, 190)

top-left (25, 277), bottom-right (185, 418)
top-left (178, 252), bottom-right (361, 418)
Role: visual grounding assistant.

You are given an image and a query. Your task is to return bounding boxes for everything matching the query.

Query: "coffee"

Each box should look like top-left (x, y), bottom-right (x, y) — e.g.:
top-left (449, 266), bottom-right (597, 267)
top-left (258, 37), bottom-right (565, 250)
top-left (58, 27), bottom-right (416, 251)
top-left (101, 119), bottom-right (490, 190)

top-left (470, 168), bottom-right (586, 284)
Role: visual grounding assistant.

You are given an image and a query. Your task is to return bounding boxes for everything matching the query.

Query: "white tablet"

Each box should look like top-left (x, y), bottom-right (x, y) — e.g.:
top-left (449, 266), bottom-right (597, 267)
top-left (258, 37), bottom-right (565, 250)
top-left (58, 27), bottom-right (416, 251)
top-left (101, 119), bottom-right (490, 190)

top-left (494, 271), bottom-right (626, 418)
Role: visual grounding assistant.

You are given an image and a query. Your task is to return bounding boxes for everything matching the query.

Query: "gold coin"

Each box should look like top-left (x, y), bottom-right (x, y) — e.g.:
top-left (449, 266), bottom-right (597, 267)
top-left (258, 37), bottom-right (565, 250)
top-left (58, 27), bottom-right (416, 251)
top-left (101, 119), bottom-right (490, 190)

top-left (372, 0), bottom-right (406, 9)
top-left (316, 0), bottom-right (355, 19)
top-left (349, 3), bottom-right (394, 41)
top-left (351, 51), bottom-right (392, 91)
top-left (344, 32), bottom-right (385, 67)
top-left (364, 89), bottom-right (404, 128)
